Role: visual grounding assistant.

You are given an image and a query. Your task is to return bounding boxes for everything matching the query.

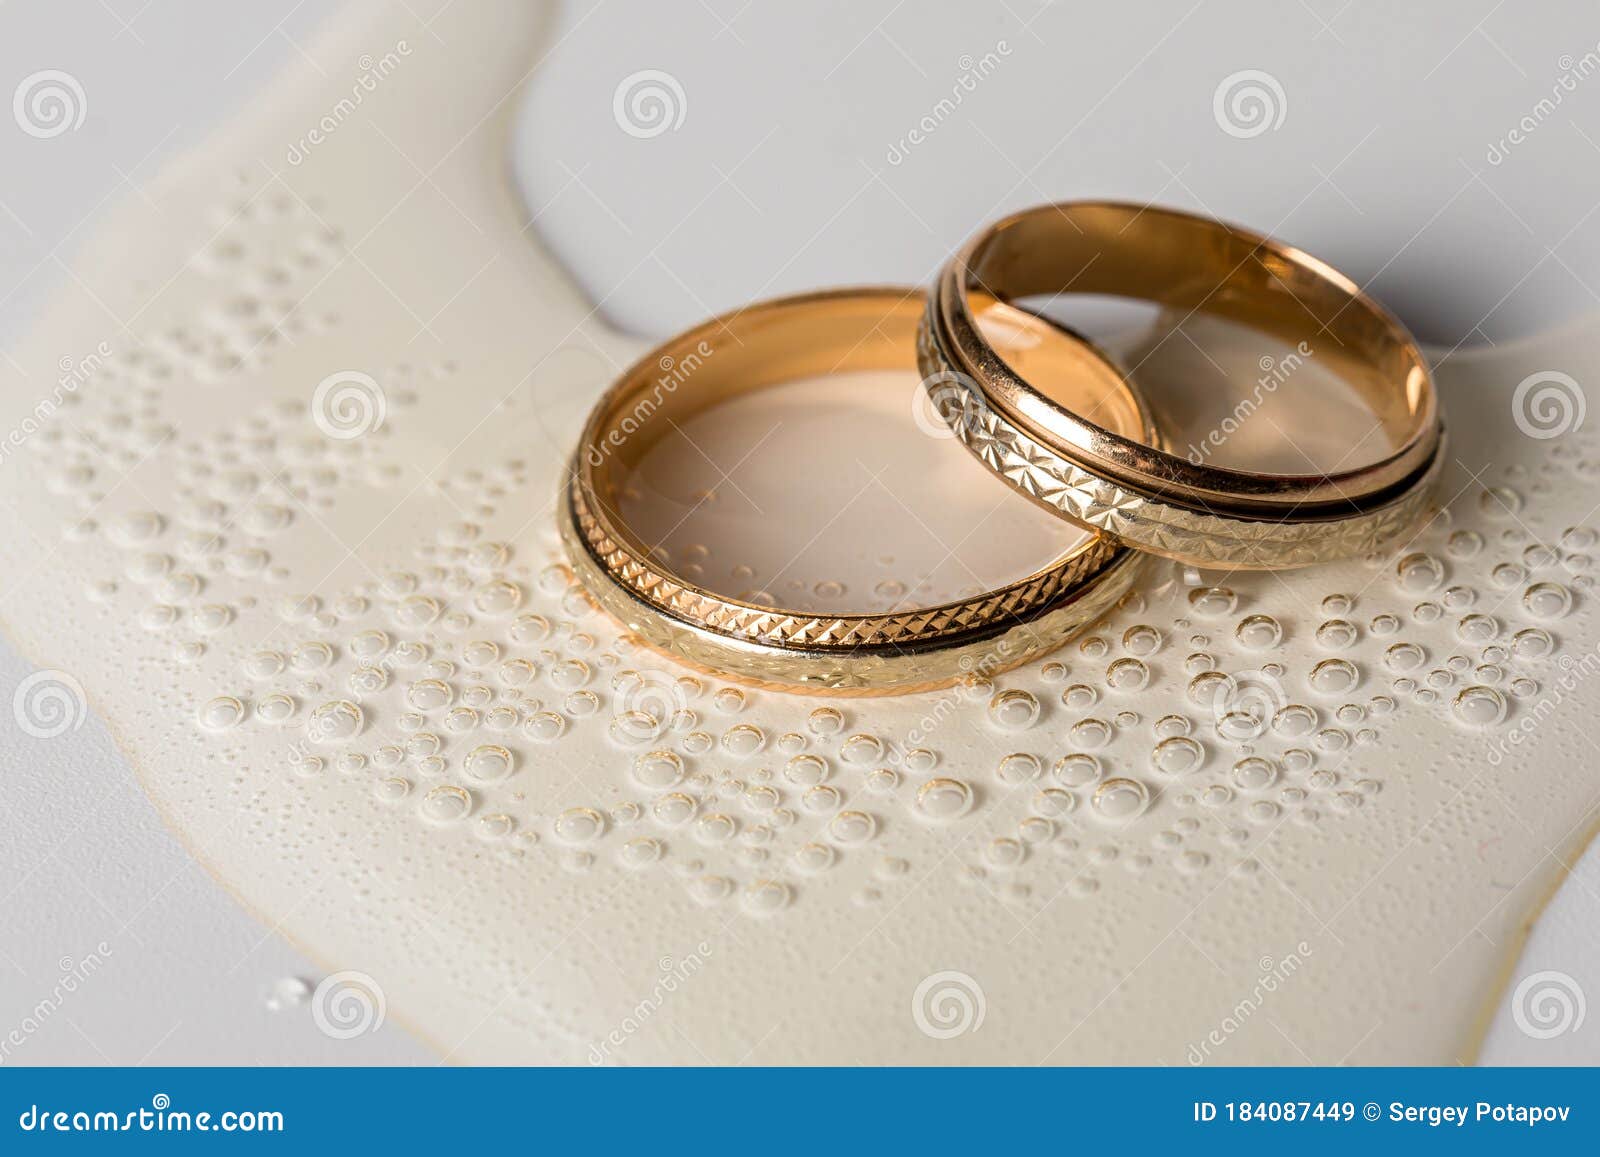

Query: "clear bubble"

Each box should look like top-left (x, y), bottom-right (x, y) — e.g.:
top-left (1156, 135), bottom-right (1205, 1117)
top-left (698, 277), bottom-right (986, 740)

top-left (1452, 685), bottom-right (1508, 728)
top-left (1152, 736), bottom-right (1204, 776)
top-left (1235, 614), bottom-right (1283, 650)
top-left (915, 777), bottom-right (973, 821)
top-left (1523, 582), bottom-right (1573, 619)
top-left (1091, 778), bottom-right (1150, 822)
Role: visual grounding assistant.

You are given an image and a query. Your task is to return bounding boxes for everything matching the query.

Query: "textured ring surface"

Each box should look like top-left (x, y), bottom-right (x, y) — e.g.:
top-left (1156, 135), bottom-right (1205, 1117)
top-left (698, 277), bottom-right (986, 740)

top-left (924, 201), bottom-right (1445, 568)
top-left (917, 311), bottom-right (1444, 569)
top-left (562, 287), bottom-right (1149, 693)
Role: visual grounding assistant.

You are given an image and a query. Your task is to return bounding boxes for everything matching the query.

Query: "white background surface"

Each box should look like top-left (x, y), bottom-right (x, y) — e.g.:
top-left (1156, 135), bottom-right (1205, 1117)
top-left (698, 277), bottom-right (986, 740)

top-left (0, 0), bottom-right (428, 1065)
top-left (1, 0), bottom-right (1596, 1064)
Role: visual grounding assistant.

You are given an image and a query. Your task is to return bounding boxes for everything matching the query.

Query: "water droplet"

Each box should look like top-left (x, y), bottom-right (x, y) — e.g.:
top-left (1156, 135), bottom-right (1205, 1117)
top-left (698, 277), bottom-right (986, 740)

top-left (1091, 778), bottom-right (1150, 822)
top-left (783, 753), bottom-right (828, 786)
top-left (1187, 587), bottom-right (1237, 617)
top-left (1523, 581), bottom-right (1573, 619)
top-left (1271, 703), bottom-right (1317, 737)
top-left (915, 777), bottom-right (973, 820)
top-left (1456, 613), bottom-right (1498, 643)
top-left (1069, 717), bottom-right (1113, 749)
top-left (741, 879), bottom-right (791, 915)
top-left (300, 696), bottom-right (361, 743)
top-left (988, 689), bottom-right (1041, 730)
top-left (794, 842), bottom-right (836, 873)
top-left (996, 752), bottom-right (1043, 784)
top-left (1511, 627), bottom-right (1553, 659)
top-left (554, 806), bottom-right (605, 844)
top-left (633, 749), bottom-right (685, 789)
top-left (1235, 614), bottom-right (1282, 649)
top-left (828, 810), bottom-right (877, 843)
top-left (1052, 753), bottom-right (1102, 788)
top-left (1106, 657), bottom-right (1150, 691)
top-left (1230, 756), bottom-right (1279, 791)
top-left (1152, 735), bottom-right (1204, 775)
top-left (652, 792), bottom-right (697, 826)
top-left (807, 706), bottom-right (844, 735)
top-left (1315, 619), bottom-right (1357, 649)
top-left (462, 744), bottom-right (514, 783)
top-left (1308, 658), bottom-right (1359, 696)
top-left (1395, 552), bottom-right (1444, 593)
top-left (419, 784), bottom-right (471, 823)
top-left (840, 733), bottom-right (884, 763)
top-left (1452, 685), bottom-right (1507, 728)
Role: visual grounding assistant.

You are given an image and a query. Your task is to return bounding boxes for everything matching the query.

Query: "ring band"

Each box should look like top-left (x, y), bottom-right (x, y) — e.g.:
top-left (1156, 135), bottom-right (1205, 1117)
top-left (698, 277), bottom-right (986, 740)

top-left (920, 201), bottom-right (1445, 568)
top-left (559, 288), bottom-right (1147, 694)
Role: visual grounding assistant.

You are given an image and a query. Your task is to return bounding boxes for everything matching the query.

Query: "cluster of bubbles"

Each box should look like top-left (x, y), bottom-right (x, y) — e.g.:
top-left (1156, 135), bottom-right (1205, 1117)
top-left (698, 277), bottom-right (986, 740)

top-left (35, 173), bottom-right (1592, 919)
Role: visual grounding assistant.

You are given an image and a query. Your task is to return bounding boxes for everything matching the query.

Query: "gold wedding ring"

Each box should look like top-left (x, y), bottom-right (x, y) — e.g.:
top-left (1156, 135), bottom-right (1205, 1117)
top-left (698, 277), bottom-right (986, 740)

top-left (559, 288), bottom-right (1148, 694)
top-left (920, 202), bottom-right (1444, 568)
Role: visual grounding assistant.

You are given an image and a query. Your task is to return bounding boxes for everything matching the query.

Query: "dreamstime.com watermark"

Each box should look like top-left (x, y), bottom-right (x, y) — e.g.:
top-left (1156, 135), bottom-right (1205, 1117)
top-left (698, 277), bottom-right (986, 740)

top-left (612, 70), bottom-right (687, 139)
top-left (311, 370), bottom-right (387, 440)
top-left (886, 41), bottom-right (1013, 165)
top-left (1511, 370), bottom-right (1586, 440)
top-left (1486, 640), bottom-right (1600, 766)
top-left (587, 943), bottom-right (713, 1064)
top-left (310, 970), bottom-right (386, 1040)
top-left (1183, 341), bottom-right (1314, 465)
top-left (1213, 69), bottom-right (1286, 139)
top-left (1, 341), bottom-right (112, 466)
top-left (903, 637), bottom-right (1023, 749)
top-left (1487, 40), bottom-right (1600, 166)
top-left (10, 668), bottom-right (88, 739)
top-left (17, 1095), bottom-right (282, 1134)
top-left (1511, 969), bottom-right (1587, 1040)
top-left (1186, 941), bottom-right (1313, 1064)
top-left (12, 70), bottom-right (86, 139)
top-left (0, 942), bottom-right (112, 1064)
top-left (286, 40), bottom-right (412, 165)
top-left (911, 970), bottom-right (986, 1039)
top-left (585, 340), bottom-right (714, 467)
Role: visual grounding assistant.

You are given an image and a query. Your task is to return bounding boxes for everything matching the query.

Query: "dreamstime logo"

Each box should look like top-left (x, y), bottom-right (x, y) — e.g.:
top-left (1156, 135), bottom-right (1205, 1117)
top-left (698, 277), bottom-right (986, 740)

top-left (1511, 969), bottom-right (1586, 1040)
top-left (310, 970), bottom-right (386, 1039)
top-left (585, 341), bottom-right (712, 466)
top-left (1, 340), bottom-right (111, 467)
top-left (286, 39), bottom-right (412, 165)
top-left (1187, 941), bottom-right (1313, 1064)
top-left (12, 669), bottom-right (87, 739)
top-left (311, 371), bottom-right (387, 440)
top-left (885, 40), bottom-right (1012, 165)
top-left (1184, 342), bottom-right (1313, 464)
top-left (612, 70), bottom-right (686, 139)
top-left (1212, 69), bottom-right (1286, 139)
top-left (612, 669), bottom-right (693, 743)
top-left (1210, 668), bottom-right (1289, 741)
top-left (911, 970), bottom-right (986, 1039)
top-left (1487, 642), bottom-right (1600, 766)
top-left (588, 943), bottom-right (713, 1064)
top-left (13, 70), bottom-right (87, 139)
top-left (1512, 370), bottom-right (1585, 440)
top-left (1487, 41), bottom-right (1600, 166)
top-left (0, 942), bottom-right (112, 1065)
top-left (913, 368), bottom-right (988, 441)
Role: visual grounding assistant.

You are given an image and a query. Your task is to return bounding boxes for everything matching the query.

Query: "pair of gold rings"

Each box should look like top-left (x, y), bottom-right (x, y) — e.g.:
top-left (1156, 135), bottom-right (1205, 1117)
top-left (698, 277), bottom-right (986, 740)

top-left (559, 202), bottom-right (1444, 695)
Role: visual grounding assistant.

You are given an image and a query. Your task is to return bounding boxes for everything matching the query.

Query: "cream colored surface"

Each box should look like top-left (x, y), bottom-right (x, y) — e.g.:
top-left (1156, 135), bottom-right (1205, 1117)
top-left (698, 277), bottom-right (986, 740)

top-left (2, 0), bottom-right (1596, 1063)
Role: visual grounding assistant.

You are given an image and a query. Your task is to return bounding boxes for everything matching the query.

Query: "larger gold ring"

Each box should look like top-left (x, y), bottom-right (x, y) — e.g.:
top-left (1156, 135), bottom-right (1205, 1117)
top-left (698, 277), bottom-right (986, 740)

top-left (920, 202), bottom-right (1445, 569)
top-left (560, 288), bottom-right (1148, 694)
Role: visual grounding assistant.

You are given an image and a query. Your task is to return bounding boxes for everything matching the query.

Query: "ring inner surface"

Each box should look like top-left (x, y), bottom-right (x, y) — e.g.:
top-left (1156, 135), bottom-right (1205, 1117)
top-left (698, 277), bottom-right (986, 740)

top-left (581, 293), bottom-right (1118, 618)
top-left (961, 204), bottom-right (1434, 507)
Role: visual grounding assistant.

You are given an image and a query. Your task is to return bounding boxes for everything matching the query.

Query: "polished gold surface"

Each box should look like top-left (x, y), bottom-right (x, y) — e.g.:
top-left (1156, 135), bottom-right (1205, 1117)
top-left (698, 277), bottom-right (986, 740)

top-left (922, 201), bottom-right (1445, 567)
top-left (562, 287), bottom-right (1147, 693)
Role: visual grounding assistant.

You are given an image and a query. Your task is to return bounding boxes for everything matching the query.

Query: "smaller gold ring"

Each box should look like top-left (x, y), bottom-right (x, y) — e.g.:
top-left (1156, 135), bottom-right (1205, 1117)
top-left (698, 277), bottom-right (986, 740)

top-left (921, 201), bottom-right (1445, 569)
top-left (560, 288), bottom-right (1147, 694)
